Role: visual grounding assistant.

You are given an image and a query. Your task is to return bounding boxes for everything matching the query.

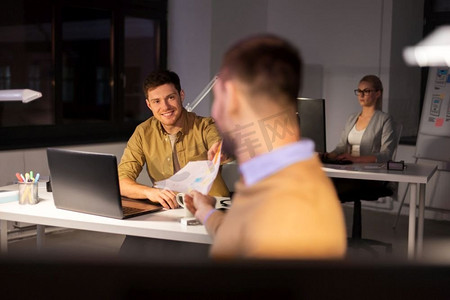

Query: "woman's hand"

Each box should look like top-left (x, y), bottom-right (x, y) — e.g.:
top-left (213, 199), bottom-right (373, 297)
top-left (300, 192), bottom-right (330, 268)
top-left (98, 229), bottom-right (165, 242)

top-left (336, 153), bottom-right (354, 161)
top-left (325, 152), bottom-right (338, 160)
top-left (336, 153), bottom-right (377, 163)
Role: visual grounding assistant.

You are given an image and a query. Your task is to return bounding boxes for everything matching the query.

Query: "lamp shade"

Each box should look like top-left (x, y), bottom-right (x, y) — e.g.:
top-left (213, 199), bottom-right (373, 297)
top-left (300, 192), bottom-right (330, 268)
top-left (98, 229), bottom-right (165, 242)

top-left (0, 89), bottom-right (42, 103)
top-left (403, 25), bottom-right (450, 67)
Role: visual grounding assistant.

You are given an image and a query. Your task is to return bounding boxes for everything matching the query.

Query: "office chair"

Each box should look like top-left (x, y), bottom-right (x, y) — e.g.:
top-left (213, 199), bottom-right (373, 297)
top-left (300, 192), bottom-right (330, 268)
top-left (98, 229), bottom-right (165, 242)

top-left (338, 123), bottom-right (402, 256)
top-left (339, 182), bottom-right (396, 240)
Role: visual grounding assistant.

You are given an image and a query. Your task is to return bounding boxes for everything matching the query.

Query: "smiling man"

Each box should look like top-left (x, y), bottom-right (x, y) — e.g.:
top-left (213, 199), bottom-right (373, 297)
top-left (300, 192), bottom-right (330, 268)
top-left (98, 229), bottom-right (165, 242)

top-left (118, 70), bottom-right (229, 209)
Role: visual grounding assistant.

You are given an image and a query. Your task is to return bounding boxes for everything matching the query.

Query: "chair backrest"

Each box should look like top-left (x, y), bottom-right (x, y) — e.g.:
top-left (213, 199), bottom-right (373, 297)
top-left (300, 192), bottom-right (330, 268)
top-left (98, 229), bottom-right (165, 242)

top-left (391, 122), bottom-right (403, 160)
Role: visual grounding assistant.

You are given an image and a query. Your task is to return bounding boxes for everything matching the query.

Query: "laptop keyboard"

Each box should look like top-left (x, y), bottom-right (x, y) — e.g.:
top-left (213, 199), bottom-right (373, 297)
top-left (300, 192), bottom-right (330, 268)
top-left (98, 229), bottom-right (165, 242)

top-left (122, 206), bottom-right (146, 215)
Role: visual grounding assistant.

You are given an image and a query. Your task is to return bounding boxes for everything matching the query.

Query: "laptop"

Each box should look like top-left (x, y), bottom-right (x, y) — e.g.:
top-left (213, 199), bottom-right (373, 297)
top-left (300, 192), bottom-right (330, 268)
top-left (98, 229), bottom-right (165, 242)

top-left (47, 148), bottom-right (162, 219)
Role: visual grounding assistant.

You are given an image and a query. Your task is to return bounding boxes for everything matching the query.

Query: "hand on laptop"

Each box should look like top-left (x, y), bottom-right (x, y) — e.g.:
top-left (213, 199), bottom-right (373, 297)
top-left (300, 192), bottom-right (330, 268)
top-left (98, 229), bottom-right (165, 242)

top-left (335, 153), bottom-right (354, 162)
top-left (184, 190), bottom-right (217, 223)
top-left (321, 152), bottom-right (334, 160)
top-left (120, 178), bottom-right (178, 209)
top-left (148, 188), bottom-right (178, 209)
top-left (336, 153), bottom-right (377, 164)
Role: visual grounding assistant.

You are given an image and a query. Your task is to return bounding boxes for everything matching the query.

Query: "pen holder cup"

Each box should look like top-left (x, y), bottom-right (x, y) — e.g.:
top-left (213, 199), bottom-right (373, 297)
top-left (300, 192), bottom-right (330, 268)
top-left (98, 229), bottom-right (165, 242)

top-left (18, 182), bottom-right (39, 205)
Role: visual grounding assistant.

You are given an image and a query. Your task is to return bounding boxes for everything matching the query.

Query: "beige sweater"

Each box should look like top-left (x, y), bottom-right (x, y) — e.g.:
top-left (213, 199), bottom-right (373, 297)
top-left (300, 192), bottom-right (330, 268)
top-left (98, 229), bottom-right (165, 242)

top-left (205, 156), bottom-right (347, 259)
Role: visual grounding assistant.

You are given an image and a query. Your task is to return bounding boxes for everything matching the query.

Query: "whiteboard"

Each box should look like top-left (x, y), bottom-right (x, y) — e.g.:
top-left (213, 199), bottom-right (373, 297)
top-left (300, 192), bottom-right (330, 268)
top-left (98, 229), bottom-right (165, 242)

top-left (415, 67), bottom-right (450, 162)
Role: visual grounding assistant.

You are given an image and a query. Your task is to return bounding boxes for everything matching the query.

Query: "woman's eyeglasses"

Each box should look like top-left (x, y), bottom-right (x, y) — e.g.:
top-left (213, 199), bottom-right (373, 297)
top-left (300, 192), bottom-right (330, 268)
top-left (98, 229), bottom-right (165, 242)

top-left (354, 89), bottom-right (377, 96)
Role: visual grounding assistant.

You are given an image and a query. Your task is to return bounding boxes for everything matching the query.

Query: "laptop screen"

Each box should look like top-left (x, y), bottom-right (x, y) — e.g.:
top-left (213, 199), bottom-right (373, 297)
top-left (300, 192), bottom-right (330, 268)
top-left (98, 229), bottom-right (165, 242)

top-left (47, 148), bottom-right (127, 218)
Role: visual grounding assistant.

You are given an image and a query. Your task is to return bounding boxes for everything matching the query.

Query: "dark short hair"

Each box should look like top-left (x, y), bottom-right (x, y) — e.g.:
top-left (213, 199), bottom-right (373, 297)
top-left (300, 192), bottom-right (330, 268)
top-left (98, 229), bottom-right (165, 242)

top-left (143, 70), bottom-right (182, 97)
top-left (220, 34), bottom-right (302, 104)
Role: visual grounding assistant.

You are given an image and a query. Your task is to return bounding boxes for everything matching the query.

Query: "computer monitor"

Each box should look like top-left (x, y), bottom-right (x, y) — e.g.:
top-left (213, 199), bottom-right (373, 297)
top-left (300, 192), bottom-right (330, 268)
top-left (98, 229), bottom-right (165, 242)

top-left (297, 98), bottom-right (326, 153)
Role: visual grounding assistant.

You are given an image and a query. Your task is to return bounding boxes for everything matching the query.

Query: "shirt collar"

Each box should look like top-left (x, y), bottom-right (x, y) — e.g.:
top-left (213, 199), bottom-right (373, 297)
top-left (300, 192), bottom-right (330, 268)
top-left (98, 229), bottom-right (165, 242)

top-left (239, 139), bottom-right (315, 186)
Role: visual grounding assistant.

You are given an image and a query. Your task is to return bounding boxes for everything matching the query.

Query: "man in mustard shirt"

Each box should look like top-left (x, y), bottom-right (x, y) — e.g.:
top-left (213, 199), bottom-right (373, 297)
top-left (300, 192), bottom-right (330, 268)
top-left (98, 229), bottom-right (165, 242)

top-left (118, 70), bottom-right (229, 209)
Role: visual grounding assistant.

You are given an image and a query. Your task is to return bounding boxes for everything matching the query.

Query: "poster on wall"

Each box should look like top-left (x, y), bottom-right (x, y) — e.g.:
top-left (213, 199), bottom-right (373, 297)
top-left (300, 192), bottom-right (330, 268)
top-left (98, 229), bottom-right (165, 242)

top-left (419, 67), bottom-right (450, 137)
top-left (415, 67), bottom-right (450, 162)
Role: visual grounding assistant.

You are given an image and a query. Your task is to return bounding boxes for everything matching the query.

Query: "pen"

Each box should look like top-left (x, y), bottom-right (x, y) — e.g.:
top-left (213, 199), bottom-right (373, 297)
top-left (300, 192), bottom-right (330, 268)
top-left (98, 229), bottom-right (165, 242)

top-left (30, 171), bottom-right (34, 181)
top-left (34, 173), bottom-right (40, 183)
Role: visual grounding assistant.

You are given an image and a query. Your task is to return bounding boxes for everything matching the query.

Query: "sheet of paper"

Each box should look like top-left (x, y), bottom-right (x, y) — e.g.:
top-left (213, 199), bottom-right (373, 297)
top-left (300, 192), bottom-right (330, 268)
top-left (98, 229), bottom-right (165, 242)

top-left (154, 142), bottom-right (222, 194)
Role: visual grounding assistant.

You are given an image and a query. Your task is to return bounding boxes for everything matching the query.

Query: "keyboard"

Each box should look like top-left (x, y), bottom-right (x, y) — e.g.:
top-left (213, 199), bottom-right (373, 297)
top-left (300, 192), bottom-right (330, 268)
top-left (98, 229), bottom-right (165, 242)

top-left (122, 206), bottom-right (146, 215)
top-left (320, 157), bottom-right (353, 165)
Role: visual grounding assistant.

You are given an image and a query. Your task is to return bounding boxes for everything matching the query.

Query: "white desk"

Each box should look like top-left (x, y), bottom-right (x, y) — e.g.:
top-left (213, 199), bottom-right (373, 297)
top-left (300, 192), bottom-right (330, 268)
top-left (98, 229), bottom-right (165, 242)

top-left (0, 186), bottom-right (212, 253)
top-left (0, 163), bottom-right (437, 258)
top-left (323, 163), bottom-right (437, 259)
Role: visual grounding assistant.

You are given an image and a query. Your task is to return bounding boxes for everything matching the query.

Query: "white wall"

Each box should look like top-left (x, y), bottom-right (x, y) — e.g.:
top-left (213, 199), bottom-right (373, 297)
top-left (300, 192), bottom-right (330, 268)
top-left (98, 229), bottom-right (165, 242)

top-left (266, 0), bottom-right (394, 150)
top-left (0, 143), bottom-right (126, 187)
top-left (167, 0), bottom-right (213, 117)
top-left (210, 0), bottom-right (269, 77)
top-left (169, 0), bottom-right (396, 150)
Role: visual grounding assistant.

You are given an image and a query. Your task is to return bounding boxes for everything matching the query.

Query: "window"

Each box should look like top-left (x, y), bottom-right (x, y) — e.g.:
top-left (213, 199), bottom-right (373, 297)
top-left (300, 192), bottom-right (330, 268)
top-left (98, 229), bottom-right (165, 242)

top-left (0, 0), bottom-right (167, 150)
top-left (61, 6), bottom-right (112, 123)
top-left (0, 1), bottom-right (53, 128)
top-left (124, 16), bottom-right (161, 121)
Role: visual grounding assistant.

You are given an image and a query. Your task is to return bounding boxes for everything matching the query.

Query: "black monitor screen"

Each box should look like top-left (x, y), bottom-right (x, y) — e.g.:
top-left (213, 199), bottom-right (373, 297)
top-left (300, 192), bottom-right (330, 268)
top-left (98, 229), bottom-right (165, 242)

top-left (297, 98), bottom-right (326, 153)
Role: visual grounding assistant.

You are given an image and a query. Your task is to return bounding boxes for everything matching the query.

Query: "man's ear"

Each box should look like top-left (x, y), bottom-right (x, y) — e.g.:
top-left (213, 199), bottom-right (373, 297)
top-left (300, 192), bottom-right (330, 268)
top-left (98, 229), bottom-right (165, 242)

top-left (180, 89), bottom-right (185, 103)
top-left (224, 80), bottom-right (240, 117)
top-left (145, 99), bottom-right (152, 110)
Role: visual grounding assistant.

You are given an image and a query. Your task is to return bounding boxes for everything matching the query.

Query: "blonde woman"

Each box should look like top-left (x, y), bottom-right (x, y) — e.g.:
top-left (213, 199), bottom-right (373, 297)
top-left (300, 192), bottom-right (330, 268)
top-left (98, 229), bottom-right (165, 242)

top-left (326, 75), bottom-right (397, 163)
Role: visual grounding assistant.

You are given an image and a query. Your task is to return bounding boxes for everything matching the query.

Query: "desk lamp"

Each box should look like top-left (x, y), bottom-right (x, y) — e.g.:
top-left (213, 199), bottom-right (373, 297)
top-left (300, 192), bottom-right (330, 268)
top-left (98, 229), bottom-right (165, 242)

top-left (403, 25), bottom-right (450, 67)
top-left (0, 89), bottom-right (42, 103)
top-left (185, 75), bottom-right (218, 112)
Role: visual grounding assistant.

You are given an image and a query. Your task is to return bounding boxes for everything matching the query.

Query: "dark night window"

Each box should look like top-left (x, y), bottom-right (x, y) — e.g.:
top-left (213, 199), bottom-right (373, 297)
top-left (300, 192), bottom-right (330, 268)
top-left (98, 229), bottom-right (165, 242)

top-left (0, 0), bottom-right (167, 150)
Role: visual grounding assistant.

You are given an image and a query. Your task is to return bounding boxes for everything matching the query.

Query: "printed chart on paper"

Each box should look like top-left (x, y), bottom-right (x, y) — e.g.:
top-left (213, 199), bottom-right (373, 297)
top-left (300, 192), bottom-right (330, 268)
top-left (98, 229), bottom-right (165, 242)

top-left (154, 142), bottom-right (222, 194)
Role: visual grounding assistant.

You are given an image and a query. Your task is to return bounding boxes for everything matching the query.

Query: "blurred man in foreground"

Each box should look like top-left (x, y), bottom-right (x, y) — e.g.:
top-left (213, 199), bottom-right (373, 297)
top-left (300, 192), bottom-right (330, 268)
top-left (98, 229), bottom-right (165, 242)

top-left (185, 34), bottom-right (347, 259)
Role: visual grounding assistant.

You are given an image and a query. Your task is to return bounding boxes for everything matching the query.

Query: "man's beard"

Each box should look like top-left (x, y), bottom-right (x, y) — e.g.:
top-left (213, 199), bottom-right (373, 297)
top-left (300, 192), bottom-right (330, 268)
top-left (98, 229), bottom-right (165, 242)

top-left (219, 129), bottom-right (237, 159)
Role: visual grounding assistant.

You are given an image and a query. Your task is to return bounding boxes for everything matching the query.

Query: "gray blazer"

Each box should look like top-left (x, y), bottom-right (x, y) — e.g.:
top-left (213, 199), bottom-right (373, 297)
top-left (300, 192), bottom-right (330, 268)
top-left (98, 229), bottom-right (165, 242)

top-left (331, 110), bottom-right (396, 163)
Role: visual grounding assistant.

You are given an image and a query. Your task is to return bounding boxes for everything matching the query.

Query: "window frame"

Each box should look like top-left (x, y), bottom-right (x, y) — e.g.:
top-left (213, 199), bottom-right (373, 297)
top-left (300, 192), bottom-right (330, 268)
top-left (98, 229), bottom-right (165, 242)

top-left (0, 0), bottom-right (167, 151)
